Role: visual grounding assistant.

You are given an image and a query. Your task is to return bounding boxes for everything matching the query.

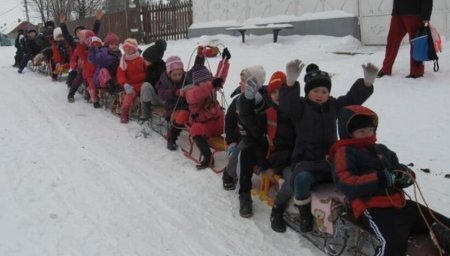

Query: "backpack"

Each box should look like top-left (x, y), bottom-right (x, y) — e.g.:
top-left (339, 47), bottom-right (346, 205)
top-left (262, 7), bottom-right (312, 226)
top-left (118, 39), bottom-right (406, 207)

top-left (410, 24), bottom-right (441, 72)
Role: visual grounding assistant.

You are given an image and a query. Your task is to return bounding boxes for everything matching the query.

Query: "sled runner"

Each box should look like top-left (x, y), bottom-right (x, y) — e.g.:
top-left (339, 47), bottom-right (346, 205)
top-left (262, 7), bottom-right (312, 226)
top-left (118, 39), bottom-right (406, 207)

top-left (109, 91), bottom-right (141, 119)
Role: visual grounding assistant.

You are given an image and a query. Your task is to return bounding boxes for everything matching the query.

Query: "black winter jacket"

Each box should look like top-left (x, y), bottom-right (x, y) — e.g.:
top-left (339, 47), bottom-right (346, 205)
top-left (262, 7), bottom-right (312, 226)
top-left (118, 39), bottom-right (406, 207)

top-left (392, 0), bottom-right (433, 20)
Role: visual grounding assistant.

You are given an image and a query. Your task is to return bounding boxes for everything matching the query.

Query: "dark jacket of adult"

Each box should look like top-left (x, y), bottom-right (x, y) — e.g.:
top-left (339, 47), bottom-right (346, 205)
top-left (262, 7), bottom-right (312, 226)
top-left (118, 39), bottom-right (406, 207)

top-left (392, 0), bottom-right (433, 20)
top-left (22, 36), bottom-right (41, 58)
top-left (279, 79), bottom-right (373, 170)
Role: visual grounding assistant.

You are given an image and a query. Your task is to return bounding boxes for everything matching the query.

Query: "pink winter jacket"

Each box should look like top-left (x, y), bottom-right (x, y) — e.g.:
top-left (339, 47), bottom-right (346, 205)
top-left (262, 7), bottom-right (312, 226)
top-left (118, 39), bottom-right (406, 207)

top-left (185, 59), bottom-right (230, 124)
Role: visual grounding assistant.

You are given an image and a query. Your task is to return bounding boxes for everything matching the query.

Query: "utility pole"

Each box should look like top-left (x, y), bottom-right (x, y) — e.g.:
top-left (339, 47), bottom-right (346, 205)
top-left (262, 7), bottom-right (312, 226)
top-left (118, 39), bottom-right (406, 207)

top-left (23, 0), bottom-right (30, 22)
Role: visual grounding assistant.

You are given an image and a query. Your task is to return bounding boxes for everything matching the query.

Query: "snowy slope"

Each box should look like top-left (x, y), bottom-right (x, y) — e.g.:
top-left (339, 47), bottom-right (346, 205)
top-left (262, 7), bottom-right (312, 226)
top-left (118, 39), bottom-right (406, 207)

top-left (0, 32), bottom-right (449, 256)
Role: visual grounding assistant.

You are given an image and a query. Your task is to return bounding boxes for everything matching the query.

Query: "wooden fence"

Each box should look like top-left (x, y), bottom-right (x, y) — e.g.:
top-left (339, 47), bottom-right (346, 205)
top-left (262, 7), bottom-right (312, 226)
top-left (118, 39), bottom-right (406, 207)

top-left (142, 0), bottom-right (193, 44)
top-left (64, 0), bottom-right (192, 45)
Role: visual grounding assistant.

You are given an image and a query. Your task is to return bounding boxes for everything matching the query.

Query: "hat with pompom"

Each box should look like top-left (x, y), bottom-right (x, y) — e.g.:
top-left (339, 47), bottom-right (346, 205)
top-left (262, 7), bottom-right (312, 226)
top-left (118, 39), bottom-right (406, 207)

top-left (268, 71), bottom-right (286, 94)
top-left (103, 33), bottom-right (119, 47)
top-left (303, 63), bottom-right (331, 95)
top-left (143, 39), bottom-right (167, 63)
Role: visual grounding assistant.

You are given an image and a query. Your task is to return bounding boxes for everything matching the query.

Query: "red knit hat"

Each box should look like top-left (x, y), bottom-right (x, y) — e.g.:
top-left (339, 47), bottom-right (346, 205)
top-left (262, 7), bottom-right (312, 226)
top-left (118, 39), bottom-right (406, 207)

top-left (268, 71), bottom-right (286, 94)
top-left (103, 33), bottom-right (119, 47)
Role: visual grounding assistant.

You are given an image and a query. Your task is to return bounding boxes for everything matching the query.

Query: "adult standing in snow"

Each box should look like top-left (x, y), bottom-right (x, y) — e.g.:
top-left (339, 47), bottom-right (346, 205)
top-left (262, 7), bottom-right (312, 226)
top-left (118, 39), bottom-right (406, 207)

top-left (330, 105), bottom-right (450, 256)
top-left (377, 0), bottom-right (433, 79)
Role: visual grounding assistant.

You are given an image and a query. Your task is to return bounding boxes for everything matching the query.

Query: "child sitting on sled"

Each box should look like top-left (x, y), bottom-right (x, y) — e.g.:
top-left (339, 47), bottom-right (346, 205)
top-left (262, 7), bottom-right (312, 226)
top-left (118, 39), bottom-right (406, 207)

top-left (278, 60), bottom-right (378, 233)
top-left (156, 56), bottom-right (192, 151)
top-left (183, 47), bottom-right (231, 169)
top-left (116, 38), bottom-right (146, 123)
top-left (329, 105), bottom-right (450, 256)
top-left (88, 33), bottom-right (121, 95)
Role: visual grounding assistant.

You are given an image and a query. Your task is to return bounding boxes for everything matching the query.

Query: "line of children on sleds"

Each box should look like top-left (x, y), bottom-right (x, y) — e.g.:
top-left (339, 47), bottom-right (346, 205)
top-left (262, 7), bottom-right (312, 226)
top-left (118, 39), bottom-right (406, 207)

top-left (12, 13), bottom-right (450, 255)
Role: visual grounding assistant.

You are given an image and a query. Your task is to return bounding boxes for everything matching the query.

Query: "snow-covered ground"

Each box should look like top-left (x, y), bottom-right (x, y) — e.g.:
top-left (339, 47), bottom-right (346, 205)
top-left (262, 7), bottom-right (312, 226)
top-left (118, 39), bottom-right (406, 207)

top-left (0, 32), bottom-right (449, 256)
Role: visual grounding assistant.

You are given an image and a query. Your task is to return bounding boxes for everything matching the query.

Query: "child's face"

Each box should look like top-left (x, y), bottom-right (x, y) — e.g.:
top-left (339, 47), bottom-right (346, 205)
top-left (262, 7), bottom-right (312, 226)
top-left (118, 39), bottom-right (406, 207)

top-left (270, 89), bottom-right (279, 105)
top-left (28, 32), bottom-right (37, 39)
top-left (351, 127), bottom-right (375, 139)
top-left (169, 69), bottom-right (183, 83)
top-left (123, 46), bottom-right (136, 55)
top-left (307, 87), bottom-right (330, 104)
top-left (109, 43), bottom-right (118, 51)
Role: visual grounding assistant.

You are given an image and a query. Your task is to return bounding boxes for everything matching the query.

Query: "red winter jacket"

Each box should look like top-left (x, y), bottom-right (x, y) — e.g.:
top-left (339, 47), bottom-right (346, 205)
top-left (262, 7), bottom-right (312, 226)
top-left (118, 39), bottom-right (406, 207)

top-left (51, 40), bottom-right (72, 64)
top-left (75, 43), bottom-right (96, 79)
top-left (185, 59), bottom-right (229, 124)
top-left (116, 56), bottom-right (146, 93)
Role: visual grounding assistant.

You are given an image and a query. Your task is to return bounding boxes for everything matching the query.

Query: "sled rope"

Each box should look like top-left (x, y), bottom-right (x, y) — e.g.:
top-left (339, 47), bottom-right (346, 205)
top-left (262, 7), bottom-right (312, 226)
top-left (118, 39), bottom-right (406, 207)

top-left (400, 169), bottom-right (447, 255)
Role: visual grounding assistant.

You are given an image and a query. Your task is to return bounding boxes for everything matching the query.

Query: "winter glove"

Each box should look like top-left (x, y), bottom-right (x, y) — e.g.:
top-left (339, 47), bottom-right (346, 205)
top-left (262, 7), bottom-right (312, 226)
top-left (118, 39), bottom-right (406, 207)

top-left (227, 142), bottom-right (237, 157)
top-left (286, 59), bottom-right (305, 85)
top-left (392, 167), bottom-right (416, 188)
top-left (222, 48), bottom-right (231, 60)
top-left (124, 83), bottom-right (134, 94)
top-left (244, 77), bottom-right (260, 100)
top-left (383, 170), bottom-right (397, 188)
top-left (362, 62), bottom-right (380, 87)
top-left (212, 77), bottom-right (224, 89)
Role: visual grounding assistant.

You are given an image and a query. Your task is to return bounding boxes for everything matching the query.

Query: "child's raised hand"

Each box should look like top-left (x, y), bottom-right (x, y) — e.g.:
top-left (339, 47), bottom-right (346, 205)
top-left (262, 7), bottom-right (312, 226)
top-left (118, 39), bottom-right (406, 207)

top-left (222, 48), bottom-right (231, 60)
top-left (362, 62), bottom-right (380, 87)
top-left (95, 10), bottom-right (104, 20)
top-left (244, 77), bottom-right (260, 99)
top-left (286, 59), bottom-right (305, 86)
top-left (59, 13), bottom-right (66, 23)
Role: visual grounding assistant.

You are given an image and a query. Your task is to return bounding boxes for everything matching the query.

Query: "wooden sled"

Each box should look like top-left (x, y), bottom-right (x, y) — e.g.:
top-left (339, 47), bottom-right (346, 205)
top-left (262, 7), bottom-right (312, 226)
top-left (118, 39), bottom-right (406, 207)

top-left (182, 134), bottom-right (227, 173)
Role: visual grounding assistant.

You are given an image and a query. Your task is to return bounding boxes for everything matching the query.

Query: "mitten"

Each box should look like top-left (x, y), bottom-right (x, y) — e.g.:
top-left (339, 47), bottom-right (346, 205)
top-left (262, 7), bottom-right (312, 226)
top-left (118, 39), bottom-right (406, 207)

top-left (244, 77), bottom-right (259, 99)
top-left (124, 83), bottom-right (134, 94)
top-left (222, 48), bottom-right (231, 60)
top-left (227, 142), bottom-right (237, 157)
top-left (393, 167), bottom-right (416, 188)
top-left (212, 77), bottom-right (224, 88)
top-left (362, 62), bottom-right (380, 87)
top-left (286, 59), bottom-right (305, 84)
top-left (382, 170), bottom-right (396, 187)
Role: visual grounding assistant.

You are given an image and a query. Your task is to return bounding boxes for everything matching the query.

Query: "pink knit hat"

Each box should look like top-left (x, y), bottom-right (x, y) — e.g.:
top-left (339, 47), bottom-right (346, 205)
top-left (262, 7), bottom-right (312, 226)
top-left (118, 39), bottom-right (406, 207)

top-left (103, 33), bottom-right (119, 47)
top-left (165, 56), bottom-right (184, 74)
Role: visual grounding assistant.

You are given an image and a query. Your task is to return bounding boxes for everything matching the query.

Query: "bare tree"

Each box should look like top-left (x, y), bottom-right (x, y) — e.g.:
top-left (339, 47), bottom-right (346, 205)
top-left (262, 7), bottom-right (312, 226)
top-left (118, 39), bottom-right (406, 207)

top-left (28, 0), bottom-right (104, 23)
top-left (74, 0), bottom-right (104, 20)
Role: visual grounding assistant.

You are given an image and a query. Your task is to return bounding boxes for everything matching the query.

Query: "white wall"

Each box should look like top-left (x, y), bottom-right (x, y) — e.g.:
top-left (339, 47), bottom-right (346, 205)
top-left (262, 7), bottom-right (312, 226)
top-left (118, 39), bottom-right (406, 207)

top-left (193, 0), bottom-right (449, 45)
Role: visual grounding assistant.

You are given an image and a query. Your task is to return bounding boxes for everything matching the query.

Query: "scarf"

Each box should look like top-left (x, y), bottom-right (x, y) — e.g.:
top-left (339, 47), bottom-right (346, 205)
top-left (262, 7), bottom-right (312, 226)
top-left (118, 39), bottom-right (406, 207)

top-left (119, 51), bottom-right (140, 70)
top-left (328, 135), bottom-right (377, 162)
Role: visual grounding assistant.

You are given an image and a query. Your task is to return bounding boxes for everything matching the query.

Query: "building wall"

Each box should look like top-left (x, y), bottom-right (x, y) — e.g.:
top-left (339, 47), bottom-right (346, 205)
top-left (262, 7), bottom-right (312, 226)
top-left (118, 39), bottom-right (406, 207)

top-left (192, 0), bottom-right (449, 45)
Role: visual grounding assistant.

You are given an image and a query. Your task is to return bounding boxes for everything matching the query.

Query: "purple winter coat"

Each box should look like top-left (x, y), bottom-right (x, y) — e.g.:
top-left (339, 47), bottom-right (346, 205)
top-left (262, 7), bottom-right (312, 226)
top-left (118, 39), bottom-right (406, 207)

top-left (157, 71), bottom-right (191, 119)
top-left (88, 47), bottom-right (121, 87)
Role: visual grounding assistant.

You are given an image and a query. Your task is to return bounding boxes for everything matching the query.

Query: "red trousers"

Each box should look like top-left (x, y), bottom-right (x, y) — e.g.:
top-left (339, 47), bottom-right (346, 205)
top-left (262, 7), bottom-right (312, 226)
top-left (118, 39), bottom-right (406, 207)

top-left (380, 15), bottom-right (424, 76)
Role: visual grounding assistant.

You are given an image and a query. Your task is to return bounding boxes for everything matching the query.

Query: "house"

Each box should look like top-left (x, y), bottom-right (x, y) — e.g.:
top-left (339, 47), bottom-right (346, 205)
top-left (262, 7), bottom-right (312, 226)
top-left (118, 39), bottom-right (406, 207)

top-left (188, 0), bottom-right (449, 46)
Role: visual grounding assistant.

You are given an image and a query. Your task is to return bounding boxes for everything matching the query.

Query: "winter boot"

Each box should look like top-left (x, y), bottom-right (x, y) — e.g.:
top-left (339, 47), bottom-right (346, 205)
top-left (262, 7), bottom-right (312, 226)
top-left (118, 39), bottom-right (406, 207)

top-left (68, 86), bottom-right (78, 103)
top-left (139, 101), bottom-right (152, 121)
top-left (432, 222), bottom-right (450, 255)
top-left (222, 169), bottom-right (236, 191)
top-left (167, 139), bottom-right (178, 151)
top-left (270, 203), bottom-right (287, 233)
top-left (295, 197), bottom-right (313, 233)
top-left (239, 192), bottom-right (253, 218)
top-left (66, 70), bottom-right (77, 88)
top-left (193, 136), bottom-right (212, 170)
top-left (93, 102), bottom-right (101, 108)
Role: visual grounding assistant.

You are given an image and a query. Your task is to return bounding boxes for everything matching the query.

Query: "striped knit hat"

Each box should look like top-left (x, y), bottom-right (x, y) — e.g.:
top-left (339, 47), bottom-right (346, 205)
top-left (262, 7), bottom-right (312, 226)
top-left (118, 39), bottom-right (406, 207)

top-left (191, 65), bottom-right (212, 85)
